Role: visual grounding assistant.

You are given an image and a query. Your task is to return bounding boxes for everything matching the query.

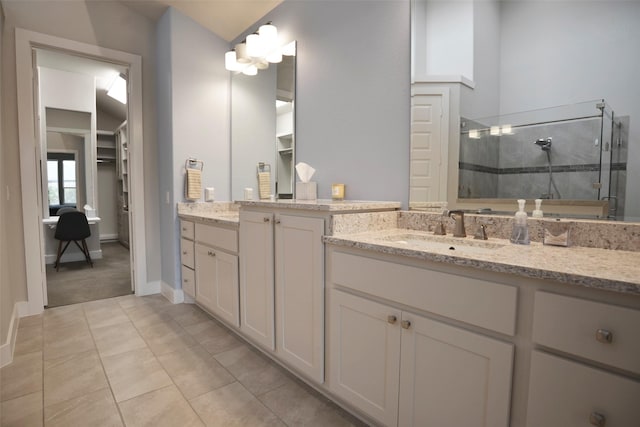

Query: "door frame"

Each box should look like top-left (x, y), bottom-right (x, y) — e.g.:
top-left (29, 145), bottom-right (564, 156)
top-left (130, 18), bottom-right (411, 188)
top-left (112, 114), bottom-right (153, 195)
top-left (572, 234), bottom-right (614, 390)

top-left (15, 28), bottom-right (148, 315)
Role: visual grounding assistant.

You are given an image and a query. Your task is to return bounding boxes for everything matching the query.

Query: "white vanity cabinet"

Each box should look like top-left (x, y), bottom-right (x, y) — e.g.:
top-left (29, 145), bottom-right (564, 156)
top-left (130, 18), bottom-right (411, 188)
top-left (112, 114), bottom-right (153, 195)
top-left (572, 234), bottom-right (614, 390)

top-left (239, 208), bottom-right (325, 383)
top-left (180, 220), bottom-right (196, 297)
top-left (239, 210), bottom-right (276, 349)
top-left (327, 250), bottom-right (515, 427)
top-left (526, 291), bottom-right (640, 427)
top-left (194, 222), bottom-right (239, 328)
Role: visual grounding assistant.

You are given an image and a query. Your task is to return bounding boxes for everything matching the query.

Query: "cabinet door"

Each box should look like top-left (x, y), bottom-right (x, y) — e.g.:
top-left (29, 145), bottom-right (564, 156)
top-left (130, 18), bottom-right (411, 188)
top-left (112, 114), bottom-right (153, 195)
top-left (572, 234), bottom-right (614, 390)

top-left (398, 314), bottom-right (513, 427)
top-left (328, 289), bottom-right (401, 427)
top-left (526, 351), bottom-right (640, 427)
top-left (275, 214), bottom-right (324, 383)
top-left (239, 210), bottom-right (275, 350)
top-left (195, 243), bottom-right (239, 328)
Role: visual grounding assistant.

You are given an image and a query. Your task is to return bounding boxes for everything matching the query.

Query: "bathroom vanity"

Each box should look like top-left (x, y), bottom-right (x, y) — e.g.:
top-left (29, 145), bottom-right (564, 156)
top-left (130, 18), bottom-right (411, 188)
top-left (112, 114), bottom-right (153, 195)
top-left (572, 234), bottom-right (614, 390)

top-left (178, 203), bottom-right (640, 427)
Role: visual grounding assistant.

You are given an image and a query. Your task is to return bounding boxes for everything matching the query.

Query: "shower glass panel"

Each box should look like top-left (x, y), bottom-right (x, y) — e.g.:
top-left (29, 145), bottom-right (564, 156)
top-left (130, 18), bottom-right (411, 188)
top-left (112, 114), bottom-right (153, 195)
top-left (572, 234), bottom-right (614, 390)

top-left (459, 99), bottom-right (626, 218)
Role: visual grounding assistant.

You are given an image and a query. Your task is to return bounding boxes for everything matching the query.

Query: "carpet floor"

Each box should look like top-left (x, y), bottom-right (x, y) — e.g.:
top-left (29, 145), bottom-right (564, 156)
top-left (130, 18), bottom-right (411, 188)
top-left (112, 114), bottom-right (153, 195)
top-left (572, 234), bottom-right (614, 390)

top-left (45, 241), bottom-right (132, 307)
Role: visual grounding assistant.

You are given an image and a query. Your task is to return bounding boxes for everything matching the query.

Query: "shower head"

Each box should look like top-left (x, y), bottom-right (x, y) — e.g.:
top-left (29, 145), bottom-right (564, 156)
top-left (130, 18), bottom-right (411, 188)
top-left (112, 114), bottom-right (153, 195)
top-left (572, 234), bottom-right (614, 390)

top-left (534, 137), bottom-right (552, 151)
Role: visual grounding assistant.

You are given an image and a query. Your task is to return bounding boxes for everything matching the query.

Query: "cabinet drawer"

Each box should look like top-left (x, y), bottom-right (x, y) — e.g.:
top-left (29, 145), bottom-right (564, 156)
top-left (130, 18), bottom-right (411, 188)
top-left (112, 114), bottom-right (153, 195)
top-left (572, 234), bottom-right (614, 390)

top-left (180, 238), bottom-right (195, 269)
top-left (526, 351), bottom-right (640, 427)
top-left (196, 223), bottom-right (238, 253)
top-left (331, 251), bottom-right (517, 335)
top-left (181, 265), bottom-right (195, 298)
top-left (533, 291), bottom-right (640, 374)
top-left (180, 220), bottom-right (195, 240)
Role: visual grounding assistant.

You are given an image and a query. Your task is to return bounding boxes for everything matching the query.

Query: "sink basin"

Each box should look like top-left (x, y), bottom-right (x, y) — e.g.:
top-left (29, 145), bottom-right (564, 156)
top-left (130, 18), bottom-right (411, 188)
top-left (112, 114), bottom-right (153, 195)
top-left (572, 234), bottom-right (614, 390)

top-left (382, 233), bottom-right (506, 254)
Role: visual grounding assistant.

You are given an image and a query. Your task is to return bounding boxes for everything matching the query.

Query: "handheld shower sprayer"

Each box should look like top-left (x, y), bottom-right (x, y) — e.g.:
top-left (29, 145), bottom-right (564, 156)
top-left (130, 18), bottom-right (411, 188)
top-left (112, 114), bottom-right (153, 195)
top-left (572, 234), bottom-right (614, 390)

top-left (534, 137), bottom-right (552, 151)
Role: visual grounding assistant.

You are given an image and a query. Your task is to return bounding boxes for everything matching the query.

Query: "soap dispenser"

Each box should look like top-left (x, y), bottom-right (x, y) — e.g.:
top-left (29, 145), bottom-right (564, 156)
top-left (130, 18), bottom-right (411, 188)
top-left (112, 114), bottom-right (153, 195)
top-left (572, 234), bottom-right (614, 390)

top-left (510, 199), bottom-right (530, 245)
top-left (532, 199), bottom-right (544, 218)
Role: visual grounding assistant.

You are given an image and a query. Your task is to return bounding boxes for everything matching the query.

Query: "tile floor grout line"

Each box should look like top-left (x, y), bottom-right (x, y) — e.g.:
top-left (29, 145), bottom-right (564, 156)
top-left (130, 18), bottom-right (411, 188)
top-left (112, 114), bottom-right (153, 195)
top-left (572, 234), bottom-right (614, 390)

top-left (83, 302), bottom-right (128, 427)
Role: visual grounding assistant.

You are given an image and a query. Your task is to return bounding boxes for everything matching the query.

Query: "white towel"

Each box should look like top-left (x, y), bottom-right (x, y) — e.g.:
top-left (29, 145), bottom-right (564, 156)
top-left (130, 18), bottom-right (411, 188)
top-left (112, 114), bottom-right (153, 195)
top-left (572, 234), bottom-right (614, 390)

top-left (258, 171), bottom-right (271, 200)
top-left (185, 168), bottom-right (202, 200)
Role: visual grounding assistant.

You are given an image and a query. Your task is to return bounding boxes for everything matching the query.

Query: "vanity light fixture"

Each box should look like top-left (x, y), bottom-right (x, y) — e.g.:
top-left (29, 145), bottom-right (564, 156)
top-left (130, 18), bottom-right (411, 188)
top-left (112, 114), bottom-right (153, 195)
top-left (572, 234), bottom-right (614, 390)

top-left (107, 74), bottom-right (127, 104)
top-left (225, 22), bottom-right (284, 75)
top-left (490, 126), bottom-right (501, 136)
top-left (501, 124), bottom-right (514, 135)
top-left (469, 129), bottom-right (481, 139)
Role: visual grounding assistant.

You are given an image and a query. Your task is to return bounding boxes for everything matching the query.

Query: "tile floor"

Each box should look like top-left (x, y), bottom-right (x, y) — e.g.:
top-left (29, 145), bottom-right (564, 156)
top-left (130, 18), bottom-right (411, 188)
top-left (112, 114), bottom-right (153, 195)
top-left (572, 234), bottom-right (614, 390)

top-left (1, 295), bottom-right (366, 427)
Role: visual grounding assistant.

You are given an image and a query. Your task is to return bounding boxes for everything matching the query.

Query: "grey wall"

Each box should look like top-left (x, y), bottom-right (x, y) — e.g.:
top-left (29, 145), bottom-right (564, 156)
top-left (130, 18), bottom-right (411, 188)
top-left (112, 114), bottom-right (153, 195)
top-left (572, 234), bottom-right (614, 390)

top-left (1, 0), bottom-right (161, 306)
top-left (156, 7), bottom-right (231, 291)
top-left (498, 1), bottom-right (640, 219)
top-left (233, 0), bottom-right (411, 203)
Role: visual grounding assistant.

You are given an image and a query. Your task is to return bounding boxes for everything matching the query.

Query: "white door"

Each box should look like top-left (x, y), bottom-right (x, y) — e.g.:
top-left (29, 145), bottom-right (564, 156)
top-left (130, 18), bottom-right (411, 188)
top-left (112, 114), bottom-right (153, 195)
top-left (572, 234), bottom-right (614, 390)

top-left (328, 289), bottom-right (401, 427)
top-left (410, 94), bottom-right (444, 204)
top-left (275, 214), bottom-right (324, 383)
top-left (195, 244), bottom-right (239, 328)
top-left (398, 314), bottom-right (513, 427)
top-left (239, 210), bottom-right (275, 350)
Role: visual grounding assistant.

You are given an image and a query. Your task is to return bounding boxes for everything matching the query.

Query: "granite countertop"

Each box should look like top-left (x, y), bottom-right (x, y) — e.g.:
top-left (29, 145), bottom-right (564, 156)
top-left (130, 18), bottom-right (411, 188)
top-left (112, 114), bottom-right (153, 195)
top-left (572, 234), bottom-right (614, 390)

top-left (237, 199), bottom-right (401, 212)
top-left (324, 228), bottom-right (640, 295)
top-left (178, 211), bottom-right (239, 226)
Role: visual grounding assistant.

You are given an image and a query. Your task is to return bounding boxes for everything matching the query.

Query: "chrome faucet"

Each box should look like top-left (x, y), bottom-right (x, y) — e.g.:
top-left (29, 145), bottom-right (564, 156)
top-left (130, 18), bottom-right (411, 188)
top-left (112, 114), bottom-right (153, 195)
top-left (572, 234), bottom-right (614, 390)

top-left (448, 210), bottom-right (467, 237)
top-left (434, 210), bottom-right (448, 235)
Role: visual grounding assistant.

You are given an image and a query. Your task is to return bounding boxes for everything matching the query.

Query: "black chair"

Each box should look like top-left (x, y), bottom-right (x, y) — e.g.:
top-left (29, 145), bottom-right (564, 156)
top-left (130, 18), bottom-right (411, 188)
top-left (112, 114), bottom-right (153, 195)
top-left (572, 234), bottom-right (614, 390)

top-left (54, 211), bottom-right (94, 271)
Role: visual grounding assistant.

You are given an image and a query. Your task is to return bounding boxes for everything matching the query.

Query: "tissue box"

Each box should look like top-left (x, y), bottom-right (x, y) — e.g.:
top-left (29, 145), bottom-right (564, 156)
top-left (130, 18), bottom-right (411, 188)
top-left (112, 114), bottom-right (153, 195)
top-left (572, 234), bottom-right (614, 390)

top-left (296, 182), bottom-right (317, 200)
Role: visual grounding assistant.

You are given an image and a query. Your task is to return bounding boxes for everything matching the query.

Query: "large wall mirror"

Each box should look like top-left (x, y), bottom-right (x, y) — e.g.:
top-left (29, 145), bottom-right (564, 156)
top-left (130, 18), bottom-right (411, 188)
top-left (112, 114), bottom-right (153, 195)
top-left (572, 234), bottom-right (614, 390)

top-left (231, 41), bottom-right (296, 200)
top-left (411, 1), bottom-right (639, 221)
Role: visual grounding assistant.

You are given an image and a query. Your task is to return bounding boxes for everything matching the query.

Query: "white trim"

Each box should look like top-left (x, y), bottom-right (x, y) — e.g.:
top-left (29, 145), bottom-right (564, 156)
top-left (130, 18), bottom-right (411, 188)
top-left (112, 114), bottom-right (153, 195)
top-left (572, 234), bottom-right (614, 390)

top-left (413, 74), bottom-right (475, 89)
top-left (137, 280), bottom-right (161, 297)
top-left (161, 281), bottom-right (184, 304)
top-left (44, 249), bottom-right (103, 265)
top-left (99, 234), bottom-right (119, 241)
top-left (0, 302), bottom-right (27, 368)
top-left (15, 29), bottom-right (147, 315)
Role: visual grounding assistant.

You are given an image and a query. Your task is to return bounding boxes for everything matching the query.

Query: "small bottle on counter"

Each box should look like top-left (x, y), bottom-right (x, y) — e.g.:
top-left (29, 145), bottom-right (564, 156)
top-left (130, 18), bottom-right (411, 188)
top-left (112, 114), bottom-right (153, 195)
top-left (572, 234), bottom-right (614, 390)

top-left (532, 198), bottom-right (543, 218)
top-left (510, 199), bottom-right (530, 245)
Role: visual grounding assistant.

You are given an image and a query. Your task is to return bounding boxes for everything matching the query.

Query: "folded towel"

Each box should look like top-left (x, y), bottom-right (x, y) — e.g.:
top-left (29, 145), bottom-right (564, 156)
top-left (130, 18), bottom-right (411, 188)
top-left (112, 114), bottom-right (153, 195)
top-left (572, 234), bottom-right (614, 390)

top-left (185, 168), bottom-right (202, 200)
top-left (258, 171), bottom-right (271, 200)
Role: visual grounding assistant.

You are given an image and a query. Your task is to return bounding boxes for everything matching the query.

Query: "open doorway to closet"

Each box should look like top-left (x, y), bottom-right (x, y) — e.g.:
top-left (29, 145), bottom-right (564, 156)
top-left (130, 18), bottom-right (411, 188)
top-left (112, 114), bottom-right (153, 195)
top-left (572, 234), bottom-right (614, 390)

top-left (36, 48), bottom-right (132, 307)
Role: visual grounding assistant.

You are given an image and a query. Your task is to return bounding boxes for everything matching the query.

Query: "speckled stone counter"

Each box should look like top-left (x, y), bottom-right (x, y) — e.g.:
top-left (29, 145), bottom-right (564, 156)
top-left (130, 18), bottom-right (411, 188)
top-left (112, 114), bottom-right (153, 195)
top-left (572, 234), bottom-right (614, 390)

top-left (237, 199), bottom-right (401, 212)
top-left (324, 212), bottom-right (640, 295)
top-left (177, 202), bottom-right (239, 227)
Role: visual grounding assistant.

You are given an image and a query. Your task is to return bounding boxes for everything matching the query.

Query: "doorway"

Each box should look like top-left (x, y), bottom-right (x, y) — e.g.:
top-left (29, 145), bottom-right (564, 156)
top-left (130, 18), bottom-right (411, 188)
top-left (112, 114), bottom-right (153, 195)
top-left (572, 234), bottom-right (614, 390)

top-left (16, 29), bottom-right (148, 315)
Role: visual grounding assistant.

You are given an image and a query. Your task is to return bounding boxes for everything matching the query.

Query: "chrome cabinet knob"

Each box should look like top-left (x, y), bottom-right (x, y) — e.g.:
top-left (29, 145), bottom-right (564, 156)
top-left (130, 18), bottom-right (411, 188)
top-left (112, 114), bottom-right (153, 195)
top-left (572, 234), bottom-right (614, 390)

top-left (595, 329), bottom-right (613, 344)
top-left (264, 217), bottom-right (270, 222)
top-left (207, 250), bottom-right (216, 257)
top-left (589, 411), bottom-right (606, 427)
top-left (387, 315), bottom-right (397, 324)
top-left (275, 219), bottom-right (281, 224)
top-left (401, 320), bottom-right (411, 329)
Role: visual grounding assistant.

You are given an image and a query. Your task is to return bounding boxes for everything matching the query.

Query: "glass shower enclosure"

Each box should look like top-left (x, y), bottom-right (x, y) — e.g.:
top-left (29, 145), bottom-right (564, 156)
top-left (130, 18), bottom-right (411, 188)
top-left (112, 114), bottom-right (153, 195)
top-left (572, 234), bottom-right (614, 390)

top-left (459, 99), bottom-right (627, 219)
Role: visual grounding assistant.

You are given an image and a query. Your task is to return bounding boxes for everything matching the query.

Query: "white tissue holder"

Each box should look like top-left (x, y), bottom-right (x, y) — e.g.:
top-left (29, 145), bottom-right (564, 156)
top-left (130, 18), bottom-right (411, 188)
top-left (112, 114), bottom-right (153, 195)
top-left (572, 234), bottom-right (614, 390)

top-left (296, 182), bottom-right (317, 200)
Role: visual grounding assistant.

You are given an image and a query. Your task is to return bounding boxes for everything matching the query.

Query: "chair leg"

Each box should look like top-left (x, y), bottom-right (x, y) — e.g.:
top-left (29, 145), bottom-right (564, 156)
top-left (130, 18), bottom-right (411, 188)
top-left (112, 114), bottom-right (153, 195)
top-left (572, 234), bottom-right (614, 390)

top-left (56, 241), bottom-right (72, 272)
top-left (81, 239), bottom-right (93, 267)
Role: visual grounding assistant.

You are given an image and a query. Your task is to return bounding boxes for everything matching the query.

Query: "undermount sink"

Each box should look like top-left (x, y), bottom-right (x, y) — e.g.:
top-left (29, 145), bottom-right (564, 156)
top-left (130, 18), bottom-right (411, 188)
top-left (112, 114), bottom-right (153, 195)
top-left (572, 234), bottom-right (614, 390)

top-left (383, 233), bottom-right (506, 254)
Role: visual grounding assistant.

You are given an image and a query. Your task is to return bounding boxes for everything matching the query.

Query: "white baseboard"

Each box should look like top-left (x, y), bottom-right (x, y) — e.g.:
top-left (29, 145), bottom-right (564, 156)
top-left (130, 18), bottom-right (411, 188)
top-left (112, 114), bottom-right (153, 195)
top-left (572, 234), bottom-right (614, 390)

top-left (0, 301), bottom-right (27, 368)
top-left (44, 249), bottom-right (103, 265)
top-left (136, 280), bottom-right (161, 296)
top-left (161, 281), bottom-right (184, 304)
top-left (100, 234), bottom-right (119, 241)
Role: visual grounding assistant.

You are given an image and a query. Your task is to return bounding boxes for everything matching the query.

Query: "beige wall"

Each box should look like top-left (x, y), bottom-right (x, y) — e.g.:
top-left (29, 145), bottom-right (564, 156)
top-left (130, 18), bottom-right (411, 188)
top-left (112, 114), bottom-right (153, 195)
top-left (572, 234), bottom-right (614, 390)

top-left (1, 0), bottom-right (161, 317)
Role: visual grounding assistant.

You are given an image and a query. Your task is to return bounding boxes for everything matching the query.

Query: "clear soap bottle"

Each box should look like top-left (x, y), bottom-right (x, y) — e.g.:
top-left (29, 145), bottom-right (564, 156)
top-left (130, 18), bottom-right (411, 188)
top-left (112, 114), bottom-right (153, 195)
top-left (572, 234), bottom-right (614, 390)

top-left (510, 199), bottom-right (530, 245)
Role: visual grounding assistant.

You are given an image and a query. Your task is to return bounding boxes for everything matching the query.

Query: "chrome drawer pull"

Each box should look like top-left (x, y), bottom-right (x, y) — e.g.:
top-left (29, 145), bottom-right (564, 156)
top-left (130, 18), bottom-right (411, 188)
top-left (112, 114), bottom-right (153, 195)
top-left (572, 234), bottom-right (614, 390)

top-left (264, 217), bottom-right (270, 222)
top-left (387, 315), bottom-right (397, 324)
top-left (182, 251), bottom-right (187, 255)
top-left (589, 411), bottom-right (606, 427)
top-left (595, 329), bottom-right (613, 344)
top-left (401, 320), bottom-right (411, 329)
top-left (208, 250), bottom-right (216, 257)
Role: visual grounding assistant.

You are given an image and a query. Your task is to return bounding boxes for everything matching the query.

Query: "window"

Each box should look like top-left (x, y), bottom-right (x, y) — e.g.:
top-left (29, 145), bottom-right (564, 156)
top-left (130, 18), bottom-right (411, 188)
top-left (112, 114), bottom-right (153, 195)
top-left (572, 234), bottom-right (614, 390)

top-left (47, 153), bottom-right (77, 208)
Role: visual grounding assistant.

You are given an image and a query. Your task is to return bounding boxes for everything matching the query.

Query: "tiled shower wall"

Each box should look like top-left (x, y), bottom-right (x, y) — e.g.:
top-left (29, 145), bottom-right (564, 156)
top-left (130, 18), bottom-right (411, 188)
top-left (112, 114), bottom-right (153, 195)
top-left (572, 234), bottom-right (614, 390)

top-left (459, 116), bottom-right (628, 218)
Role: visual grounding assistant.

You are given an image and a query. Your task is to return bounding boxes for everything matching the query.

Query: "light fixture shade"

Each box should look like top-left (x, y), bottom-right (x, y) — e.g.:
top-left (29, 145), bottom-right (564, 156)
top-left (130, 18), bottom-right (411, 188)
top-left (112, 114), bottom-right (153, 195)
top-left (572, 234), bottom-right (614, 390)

top-left (501, 124), bottom-right (513, 135)
top-left (266, 49), bottom-right (282, 64)
top-left (107, 74), bottom-right (127, 104)
top-left (225, 50), bottom-right (240, 71)
top-left (259, 23), bottom-right (277, 45)
top-left (246, 33), bottom-right (266, 58)
top-left (235, 42), bottom-right (250, 63)
top-left (255, 60), bottom-right (269, 70)
top-left (469, 129), bottom-right (480, 139)
top-left (490, 126), bottom-right (501, 136)
top-left (242, 64), bottom-right (258, 76)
